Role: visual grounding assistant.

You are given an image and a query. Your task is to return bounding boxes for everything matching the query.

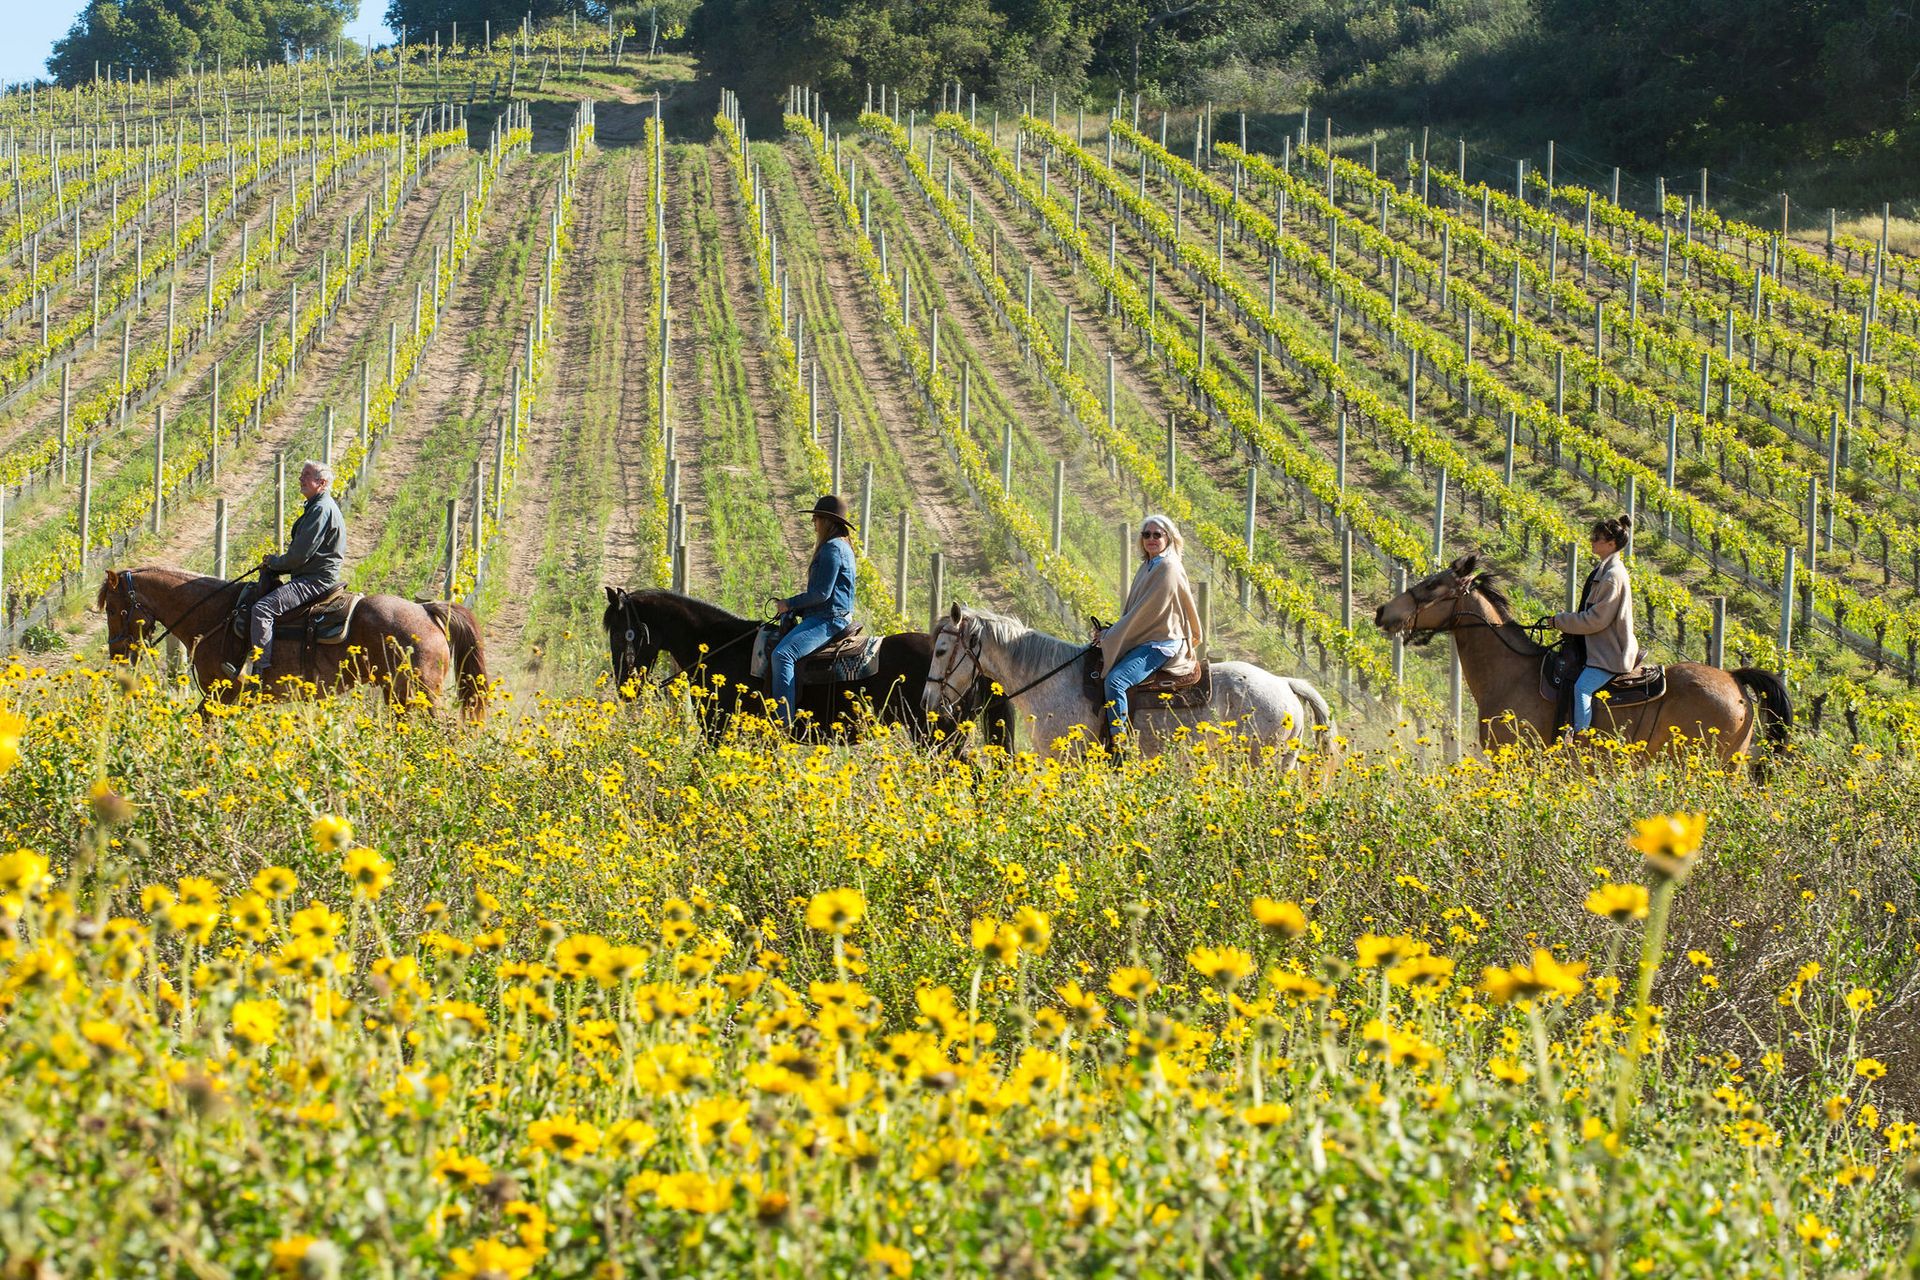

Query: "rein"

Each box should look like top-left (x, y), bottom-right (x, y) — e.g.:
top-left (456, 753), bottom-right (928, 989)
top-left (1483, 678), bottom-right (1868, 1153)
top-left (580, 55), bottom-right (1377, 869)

top-left (1003, 644), bottom-right (1093, 700)
top-left (616, 600), bottom-right (768, 692)
top-left (116, 569), bottom-right (255, 652)
top-left (1406, 587), bottom-right (1556, 659)
top-left (931, 619), bottom-right (1088, 707)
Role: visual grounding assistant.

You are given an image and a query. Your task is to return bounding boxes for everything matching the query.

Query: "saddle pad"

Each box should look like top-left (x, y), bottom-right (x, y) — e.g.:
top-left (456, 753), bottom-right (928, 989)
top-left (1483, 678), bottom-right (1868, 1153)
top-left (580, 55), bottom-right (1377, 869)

top-left (233, 587), bottom-right (359, 645)
top-left (1540, 664), bottom-right (1667, 710)
top-left (750, 629), bottom-right (881, 683)
top-left (1128, 662), bottom-right (1211, 713)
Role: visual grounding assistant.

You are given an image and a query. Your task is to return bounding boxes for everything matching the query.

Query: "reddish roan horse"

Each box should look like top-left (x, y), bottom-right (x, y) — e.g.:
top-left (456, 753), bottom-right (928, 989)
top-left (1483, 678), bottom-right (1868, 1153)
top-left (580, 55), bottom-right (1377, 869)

top-left (97, 565), bottom-right (488, 719)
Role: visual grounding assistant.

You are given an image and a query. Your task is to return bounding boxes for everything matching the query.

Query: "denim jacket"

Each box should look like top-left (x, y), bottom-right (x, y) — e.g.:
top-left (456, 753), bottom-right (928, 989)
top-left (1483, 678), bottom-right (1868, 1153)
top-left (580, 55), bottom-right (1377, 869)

top-left (784, 537), bottom-right (856, 628)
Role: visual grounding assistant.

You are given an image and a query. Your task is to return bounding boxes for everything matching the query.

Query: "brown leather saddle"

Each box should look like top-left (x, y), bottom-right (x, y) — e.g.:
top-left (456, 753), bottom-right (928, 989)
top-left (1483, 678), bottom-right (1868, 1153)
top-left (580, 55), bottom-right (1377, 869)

top-left (1541, 643), bottom-right (1667, 726)
top-left (231, 583), bottom-right (363, 648)
top-left (1083, 649), bottom-right (1212, 713)
top-left (752, 623), bottom-right (874, 685)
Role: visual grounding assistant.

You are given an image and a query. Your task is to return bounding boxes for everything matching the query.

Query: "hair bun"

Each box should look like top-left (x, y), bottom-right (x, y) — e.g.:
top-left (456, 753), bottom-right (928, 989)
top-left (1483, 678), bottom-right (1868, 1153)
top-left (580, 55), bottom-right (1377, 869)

top-left (1618, 513), bottom-right (1634, 529)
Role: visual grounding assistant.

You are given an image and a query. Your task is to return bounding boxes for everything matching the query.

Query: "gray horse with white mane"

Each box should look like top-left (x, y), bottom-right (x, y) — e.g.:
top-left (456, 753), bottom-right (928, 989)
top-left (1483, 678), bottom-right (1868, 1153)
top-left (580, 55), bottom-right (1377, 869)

top-left (924, 604), bottom-right (1335, 766)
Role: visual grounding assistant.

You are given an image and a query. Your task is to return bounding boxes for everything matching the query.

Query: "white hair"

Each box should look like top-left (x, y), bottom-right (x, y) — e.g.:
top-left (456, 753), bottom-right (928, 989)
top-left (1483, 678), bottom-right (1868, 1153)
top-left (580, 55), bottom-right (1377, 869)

top-left (300, 460), bottom-right (333, 486)
top-left (1140, 512), bottom-right (1183, 555)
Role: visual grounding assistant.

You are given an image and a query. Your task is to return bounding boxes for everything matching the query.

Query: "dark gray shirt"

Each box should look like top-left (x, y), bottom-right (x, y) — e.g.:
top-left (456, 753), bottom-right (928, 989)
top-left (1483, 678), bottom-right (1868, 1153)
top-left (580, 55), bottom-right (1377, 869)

top-left (267, 492), bottom-right (345, 587)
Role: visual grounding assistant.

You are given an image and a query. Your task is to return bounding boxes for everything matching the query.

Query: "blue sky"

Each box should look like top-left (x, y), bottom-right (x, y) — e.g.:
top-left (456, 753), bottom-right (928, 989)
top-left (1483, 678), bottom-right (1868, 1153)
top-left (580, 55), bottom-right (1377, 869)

top-left (5, 1), bottom-right (395, 87)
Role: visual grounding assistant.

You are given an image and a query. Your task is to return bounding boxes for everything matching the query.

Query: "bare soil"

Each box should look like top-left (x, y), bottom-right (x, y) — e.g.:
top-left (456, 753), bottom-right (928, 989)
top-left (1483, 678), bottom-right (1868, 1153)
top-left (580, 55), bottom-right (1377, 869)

top-left (785, 143), bottom-right (1006, 609)
top-left (703, 145), bottom-right (812, 574)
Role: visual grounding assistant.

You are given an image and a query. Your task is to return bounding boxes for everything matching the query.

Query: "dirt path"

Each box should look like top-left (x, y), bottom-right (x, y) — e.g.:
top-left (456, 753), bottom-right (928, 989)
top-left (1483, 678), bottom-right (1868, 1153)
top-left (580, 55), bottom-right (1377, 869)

top-left (61, 161), bottom-right (468, 655)
top-left (488, 150), bottom-right (620, 659)
top-left (861, 141), bottom-right (1127, 512)
top-left (349, 162), bottom-right (555, 563)
top-left (130, 160), bottom-right (468, 583)
top-left (784, 142), bottom-right (1003, 608)
top-left (958, 152), bottom-right (1343, 577)
top-left (661, 146), bottom-right (717, 592)
top-left (598, 151), bottom-right (662, 590)
top-left (0, 158), bottom-right (399, 553)
top-left (705, 146), bottom-right (814, 576)
top-left (0, 151), bottom-right (392, 464)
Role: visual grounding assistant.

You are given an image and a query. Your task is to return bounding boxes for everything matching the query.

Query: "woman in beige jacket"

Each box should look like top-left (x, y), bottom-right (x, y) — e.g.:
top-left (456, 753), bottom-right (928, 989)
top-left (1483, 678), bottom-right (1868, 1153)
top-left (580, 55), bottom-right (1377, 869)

top-left (1553, 512), bottom-right (1640, 733)
top-left (1096, 514), bottom-right (1203, 742)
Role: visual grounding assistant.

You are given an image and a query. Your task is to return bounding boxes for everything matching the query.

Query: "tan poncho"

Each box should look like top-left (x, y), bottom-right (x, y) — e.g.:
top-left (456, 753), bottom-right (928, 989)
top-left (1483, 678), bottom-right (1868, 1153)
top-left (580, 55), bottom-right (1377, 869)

top-left (1101, 553), bottom-right (1203, 679)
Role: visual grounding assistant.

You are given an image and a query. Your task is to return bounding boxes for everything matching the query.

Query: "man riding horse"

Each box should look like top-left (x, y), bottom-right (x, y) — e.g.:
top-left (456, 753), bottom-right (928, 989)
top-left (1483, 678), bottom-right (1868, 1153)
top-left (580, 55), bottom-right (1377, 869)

top-left (228, 459), bottom-right (344, 685)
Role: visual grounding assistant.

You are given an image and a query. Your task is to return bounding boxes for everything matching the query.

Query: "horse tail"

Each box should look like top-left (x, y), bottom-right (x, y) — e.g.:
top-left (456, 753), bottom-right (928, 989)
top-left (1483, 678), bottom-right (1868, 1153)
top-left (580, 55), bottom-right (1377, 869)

top-left (423, 601), bottom-right (489, 722)
top-left (1287, 677), bottom-right (1337, 767)
top-left (1731, 667), bottom-right (1791, 778)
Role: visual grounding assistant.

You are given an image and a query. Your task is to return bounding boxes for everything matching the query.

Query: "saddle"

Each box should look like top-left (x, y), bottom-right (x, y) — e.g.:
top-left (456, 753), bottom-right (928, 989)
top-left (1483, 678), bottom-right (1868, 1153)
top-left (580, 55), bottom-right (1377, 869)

top-left (750, 622), bottom-right (881, 684)
top-left (1082, 648), bottom-right (1212, 713)
top-left (230, 582), bottom-right (363, 647)
top-left (1540, 639), bottom-right (1667, 727)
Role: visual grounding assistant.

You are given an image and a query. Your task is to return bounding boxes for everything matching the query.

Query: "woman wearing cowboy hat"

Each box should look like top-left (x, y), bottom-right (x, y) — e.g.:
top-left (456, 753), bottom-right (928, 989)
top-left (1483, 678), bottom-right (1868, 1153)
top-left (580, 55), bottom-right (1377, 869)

top-left (769, 495), bottom-right (858, 730)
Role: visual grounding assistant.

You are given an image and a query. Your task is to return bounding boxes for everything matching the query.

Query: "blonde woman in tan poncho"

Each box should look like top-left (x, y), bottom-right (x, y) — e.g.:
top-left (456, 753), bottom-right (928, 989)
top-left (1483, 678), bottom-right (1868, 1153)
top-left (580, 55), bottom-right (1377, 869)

top-left (1094, 514), bottom-right (1203, 744)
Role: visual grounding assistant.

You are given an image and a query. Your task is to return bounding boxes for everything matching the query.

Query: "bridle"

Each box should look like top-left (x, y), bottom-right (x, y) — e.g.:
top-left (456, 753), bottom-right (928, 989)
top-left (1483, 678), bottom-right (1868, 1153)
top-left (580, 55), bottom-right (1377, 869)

top-left (104, 569), bottom-right (250, 659)
top-left (1400, 574), bottom-right (1555, 657)
top-left (608, 594), bottom-right (769, 695)
top-left (925, 619), bottom-right (985, 714)
top-left (927, 616), bottom-right (1091, 713)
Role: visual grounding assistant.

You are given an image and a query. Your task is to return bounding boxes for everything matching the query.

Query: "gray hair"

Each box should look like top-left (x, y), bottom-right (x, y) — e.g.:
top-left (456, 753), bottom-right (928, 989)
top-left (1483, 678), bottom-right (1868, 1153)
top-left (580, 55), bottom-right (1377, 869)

top-left (1140, 513), bottom-right (1183, 555)
top-left (299, 460), bottom-right (334, 486)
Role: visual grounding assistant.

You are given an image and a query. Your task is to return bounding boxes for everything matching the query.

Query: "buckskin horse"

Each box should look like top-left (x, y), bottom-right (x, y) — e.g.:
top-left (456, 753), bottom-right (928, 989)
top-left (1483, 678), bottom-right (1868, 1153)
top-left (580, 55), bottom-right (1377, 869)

top-left (601, 587), bottom-right (1011, 748)
top-left (98, 565), bottom-right (489, 719)
top-left (1373, 555), bottom-right (1789, 771)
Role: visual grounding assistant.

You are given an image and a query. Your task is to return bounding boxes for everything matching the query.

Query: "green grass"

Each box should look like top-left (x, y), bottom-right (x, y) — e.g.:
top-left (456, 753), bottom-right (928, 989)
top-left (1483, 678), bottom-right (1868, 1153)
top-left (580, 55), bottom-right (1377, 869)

top-left (352, 164), bottom-right (552, 596)
top-left (671, 143), bottom-right (800, 616)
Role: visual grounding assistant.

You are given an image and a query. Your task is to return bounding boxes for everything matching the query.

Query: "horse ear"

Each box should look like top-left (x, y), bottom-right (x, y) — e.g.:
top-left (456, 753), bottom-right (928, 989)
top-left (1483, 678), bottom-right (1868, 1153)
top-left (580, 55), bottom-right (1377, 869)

top-left (604, 585), bottom-right (622, 606)
top-left (948, 601), bottom-right (962, 624)
top-left (1449, 554), bottom-right (1479, 579)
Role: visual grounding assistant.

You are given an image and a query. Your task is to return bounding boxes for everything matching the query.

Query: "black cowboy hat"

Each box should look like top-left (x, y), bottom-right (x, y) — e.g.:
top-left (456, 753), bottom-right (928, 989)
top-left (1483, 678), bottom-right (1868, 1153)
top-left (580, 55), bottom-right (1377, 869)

top-left (802, 495), bottom-right (854, 531)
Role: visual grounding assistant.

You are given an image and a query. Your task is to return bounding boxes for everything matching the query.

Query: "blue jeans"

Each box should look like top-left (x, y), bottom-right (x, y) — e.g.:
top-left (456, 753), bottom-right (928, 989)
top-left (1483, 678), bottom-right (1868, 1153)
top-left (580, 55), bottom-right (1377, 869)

top-left (770, 615), bottom-right (840, 728)
top-left (1104, 643), bottom-right (1172, 740)
top-left (1571, 665), bottom-right (1615, 732)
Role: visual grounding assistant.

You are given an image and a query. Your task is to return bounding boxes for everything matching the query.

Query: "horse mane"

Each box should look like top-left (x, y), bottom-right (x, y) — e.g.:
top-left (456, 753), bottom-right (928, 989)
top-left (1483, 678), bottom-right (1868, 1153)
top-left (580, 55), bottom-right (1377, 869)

top-left (966, 607), bottom-right (1085, 671)
top-left (1471, 575), bottom-right (1548, 655)
top-left (604, 589), bottom-right (753, 632)
top-left (98, 565), bottom-right (225, 608)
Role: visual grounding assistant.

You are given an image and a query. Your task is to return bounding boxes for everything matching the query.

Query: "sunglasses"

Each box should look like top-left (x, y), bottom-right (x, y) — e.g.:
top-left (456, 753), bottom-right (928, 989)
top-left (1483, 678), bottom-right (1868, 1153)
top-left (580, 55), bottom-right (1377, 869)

top-left (1140, 530), bottom-right (1167, 541)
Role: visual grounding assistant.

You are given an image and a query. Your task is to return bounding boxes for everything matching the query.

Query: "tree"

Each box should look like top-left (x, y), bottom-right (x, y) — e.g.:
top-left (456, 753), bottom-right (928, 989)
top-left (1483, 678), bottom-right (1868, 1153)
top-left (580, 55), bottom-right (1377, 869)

top-left (381, 0), bottom-right (607, 44)
top-left (47, 0), bottom-right (354, 84)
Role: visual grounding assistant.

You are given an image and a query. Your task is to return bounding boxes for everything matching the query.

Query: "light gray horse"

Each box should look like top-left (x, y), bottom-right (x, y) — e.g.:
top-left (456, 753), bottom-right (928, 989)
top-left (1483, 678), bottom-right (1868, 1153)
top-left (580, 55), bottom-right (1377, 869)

top-left (924, 604), bottom-right (1335, 766)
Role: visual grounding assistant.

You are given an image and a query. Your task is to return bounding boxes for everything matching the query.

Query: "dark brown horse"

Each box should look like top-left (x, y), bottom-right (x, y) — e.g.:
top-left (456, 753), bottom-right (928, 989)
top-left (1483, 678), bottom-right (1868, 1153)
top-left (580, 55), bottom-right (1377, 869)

top-left (98, 566), bottom-right (488, 719)
top-left (601, 587), bottom-right (1011, 748)
top-left (1373, 556), bottom-right (1790, 773)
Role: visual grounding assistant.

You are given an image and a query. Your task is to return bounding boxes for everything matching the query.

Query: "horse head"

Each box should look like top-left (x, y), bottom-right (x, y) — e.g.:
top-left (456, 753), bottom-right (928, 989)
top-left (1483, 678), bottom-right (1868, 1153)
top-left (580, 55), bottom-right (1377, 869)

top-left (97, 569), bottom-right (164, 662)
top-left (602, 586), bottom-right (658, 698)
top-left (1372, 555), bottom-right (1494, 644)
top-left (924, 602), bottom-right (987, 717)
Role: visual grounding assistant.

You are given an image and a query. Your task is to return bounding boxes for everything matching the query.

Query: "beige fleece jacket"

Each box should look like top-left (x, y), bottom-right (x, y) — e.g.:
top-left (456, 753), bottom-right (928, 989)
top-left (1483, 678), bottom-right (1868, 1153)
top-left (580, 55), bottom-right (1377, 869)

top-left (1101, 553), bottom-right (1203, 679)
top-left (1553, 552), bottom-right (1640, 674)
